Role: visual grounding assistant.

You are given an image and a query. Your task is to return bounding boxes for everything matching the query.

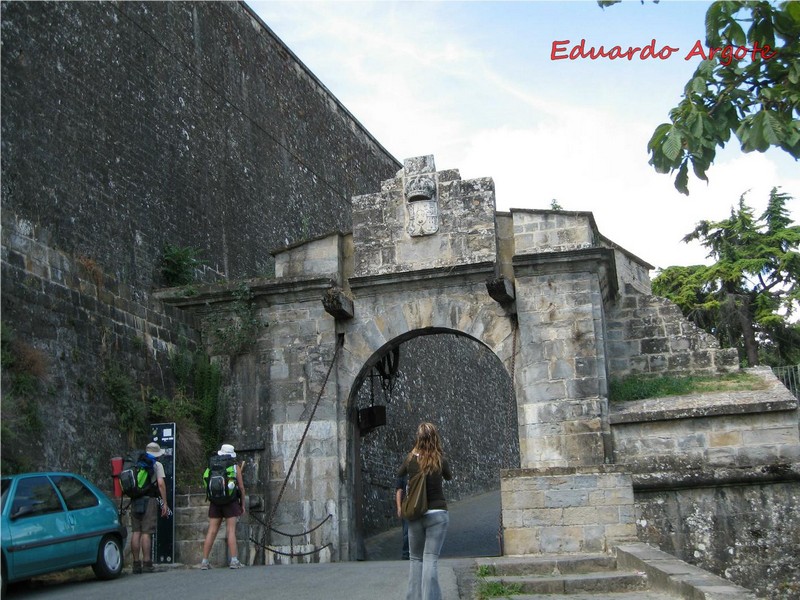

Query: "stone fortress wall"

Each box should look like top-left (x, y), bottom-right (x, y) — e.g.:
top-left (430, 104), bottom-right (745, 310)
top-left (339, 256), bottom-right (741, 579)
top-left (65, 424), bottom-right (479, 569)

top-left (1, 0), bottom-right (399, 479)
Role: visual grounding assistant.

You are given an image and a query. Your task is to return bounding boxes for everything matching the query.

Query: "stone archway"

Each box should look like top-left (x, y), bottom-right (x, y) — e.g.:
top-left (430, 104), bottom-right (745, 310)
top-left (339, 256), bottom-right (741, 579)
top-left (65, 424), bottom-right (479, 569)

top-left (161, 154), bottom-right (735, 563)
top-left (249, 154), bottom-right (635, 561)
top-left (346, 328), bottom-right (519, 559)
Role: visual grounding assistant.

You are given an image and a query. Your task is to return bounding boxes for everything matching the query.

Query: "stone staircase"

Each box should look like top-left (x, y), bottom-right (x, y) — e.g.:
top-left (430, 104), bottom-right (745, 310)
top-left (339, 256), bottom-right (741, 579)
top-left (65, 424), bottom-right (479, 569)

top-left (473, 543), bottom-right (758, 599)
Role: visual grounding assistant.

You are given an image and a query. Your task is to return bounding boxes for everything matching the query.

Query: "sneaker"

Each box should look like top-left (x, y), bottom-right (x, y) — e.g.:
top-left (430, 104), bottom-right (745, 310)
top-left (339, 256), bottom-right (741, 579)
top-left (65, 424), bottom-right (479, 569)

top-left (200, 559), bottom-right (210, 570)
top-left (142, 562), bottom-right (162, 573)
top-left (229, 558), bottom-right (243, 569)
top-left (132, 561), bottom-right (142, 574)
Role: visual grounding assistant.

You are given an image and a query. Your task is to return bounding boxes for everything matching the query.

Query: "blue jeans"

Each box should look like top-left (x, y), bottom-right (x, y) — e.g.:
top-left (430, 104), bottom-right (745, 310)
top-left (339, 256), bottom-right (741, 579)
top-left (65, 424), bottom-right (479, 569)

top-left (402, 518), bottom-right (409, 559)
top-left (406, 511), bottom-right (449, 600)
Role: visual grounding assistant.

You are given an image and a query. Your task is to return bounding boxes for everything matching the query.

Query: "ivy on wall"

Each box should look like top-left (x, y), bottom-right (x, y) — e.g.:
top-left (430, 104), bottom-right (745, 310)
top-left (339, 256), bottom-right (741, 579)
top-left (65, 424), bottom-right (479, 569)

top-left (149, 347), bottom-right (222, 488)
top-left (102, 361), bottom-right (147, 447)
top-left (1, 323), bottom-right (48, 473)
top-left (208, 283), bottom-right (265, 355)
top-left (99, 340), bottom-right (222, 489)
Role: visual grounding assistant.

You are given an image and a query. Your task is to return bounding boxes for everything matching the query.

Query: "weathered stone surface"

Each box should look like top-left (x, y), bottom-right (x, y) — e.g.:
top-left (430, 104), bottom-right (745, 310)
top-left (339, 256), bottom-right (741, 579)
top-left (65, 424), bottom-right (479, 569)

top-left (501, 468), bottom-right (637, 555)
top-left (3, 0), bottom-right (796, 585)
top-left (352, 157), bottom-right (496, 277)
top-left (633, 480), bottom-right (799, 599)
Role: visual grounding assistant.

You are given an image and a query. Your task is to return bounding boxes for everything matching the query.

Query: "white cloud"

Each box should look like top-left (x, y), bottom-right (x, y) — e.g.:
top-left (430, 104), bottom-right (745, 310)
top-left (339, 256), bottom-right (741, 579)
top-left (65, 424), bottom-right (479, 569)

top-left (252, 1), bottom-right (799, 273)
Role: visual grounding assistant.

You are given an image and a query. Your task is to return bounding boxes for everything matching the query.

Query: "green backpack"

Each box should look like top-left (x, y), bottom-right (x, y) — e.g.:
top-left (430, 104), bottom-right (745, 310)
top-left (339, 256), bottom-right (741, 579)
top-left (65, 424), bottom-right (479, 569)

top-left (119, 451), bottom-right (157, 499)
top-left (203, 454), bottom-right (238, 505)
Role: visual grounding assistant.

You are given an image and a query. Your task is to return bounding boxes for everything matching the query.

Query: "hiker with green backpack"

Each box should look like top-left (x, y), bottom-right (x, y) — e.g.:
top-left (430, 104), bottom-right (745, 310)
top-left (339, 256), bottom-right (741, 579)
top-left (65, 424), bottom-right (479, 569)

top-left (199, 443), bottom-right (247, 570)
top-left (121, 442), bottom-right (170, 574)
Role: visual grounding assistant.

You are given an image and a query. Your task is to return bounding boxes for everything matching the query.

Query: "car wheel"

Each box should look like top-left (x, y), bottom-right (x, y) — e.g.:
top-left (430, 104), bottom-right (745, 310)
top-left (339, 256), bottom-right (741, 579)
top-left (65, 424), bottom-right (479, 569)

top-left (92, 535), bottom-right (123, 580)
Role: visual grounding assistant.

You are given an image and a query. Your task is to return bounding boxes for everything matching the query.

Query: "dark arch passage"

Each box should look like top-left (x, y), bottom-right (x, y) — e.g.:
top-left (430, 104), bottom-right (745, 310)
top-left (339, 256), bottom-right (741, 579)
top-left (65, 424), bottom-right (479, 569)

top-left (350, 331), bottom-right (518, 560)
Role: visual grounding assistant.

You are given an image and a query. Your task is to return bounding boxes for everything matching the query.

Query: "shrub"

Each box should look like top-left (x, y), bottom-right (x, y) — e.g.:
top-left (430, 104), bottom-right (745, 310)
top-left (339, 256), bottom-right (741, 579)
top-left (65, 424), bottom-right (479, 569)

top-left (160, 244), bottom-right (205, 287)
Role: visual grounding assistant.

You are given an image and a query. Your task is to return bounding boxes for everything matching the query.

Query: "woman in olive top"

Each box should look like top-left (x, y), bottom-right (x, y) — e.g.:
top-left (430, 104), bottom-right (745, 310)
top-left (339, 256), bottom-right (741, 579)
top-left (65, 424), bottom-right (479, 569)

top-left (396, 422), bottom-right (452, 600)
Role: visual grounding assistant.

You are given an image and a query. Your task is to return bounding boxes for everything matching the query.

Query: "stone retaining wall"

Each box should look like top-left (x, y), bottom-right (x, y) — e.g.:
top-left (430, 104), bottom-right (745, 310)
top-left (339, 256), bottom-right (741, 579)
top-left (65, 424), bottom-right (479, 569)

top-left (610, 367), bottom-right (800, 472)
top-left (1, 215), bottom-right (201, 479)
top-left (501, 466), bottom-right (637, 555)
top-left (610, 367), bottom-right (800, 599)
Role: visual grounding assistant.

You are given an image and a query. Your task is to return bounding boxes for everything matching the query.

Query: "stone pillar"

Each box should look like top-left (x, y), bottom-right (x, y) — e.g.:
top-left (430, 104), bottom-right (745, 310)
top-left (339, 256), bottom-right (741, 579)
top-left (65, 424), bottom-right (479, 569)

top-left (502, 248), bottom-right (637, 555)
top-left (513, 249), bottom-right (615, 468)
top-left (501, 466), bottom-right (637, 555)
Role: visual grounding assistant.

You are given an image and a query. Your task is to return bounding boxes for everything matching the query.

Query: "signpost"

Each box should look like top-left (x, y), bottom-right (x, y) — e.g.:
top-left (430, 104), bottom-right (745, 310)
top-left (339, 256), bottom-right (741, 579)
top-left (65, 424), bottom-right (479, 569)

top-left (150, 422), bottom-right (176, 564)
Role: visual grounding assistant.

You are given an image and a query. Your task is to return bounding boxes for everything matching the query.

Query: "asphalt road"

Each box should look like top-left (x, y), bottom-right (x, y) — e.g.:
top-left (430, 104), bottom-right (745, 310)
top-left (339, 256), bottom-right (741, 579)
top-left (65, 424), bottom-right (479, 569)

top-left (4, 490), bottom-right (501, 600)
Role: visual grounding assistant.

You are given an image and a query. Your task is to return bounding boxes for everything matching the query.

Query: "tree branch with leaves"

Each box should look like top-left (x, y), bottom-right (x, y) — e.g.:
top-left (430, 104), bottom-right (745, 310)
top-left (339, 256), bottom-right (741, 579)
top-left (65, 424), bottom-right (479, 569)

top-left (602, 1), bottom-right (800, 194)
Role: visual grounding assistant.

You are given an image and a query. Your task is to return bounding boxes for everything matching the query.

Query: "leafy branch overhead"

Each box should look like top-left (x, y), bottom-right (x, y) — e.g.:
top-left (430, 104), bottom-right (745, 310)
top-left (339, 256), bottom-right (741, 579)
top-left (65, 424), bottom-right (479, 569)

top-left (603, 1), bottom-right (800, 195)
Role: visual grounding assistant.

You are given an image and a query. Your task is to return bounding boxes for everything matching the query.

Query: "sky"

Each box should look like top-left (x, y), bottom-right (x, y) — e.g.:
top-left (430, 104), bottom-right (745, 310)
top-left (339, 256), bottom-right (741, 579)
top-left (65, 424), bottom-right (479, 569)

top-left (249, 0), bottom-right (799, 272)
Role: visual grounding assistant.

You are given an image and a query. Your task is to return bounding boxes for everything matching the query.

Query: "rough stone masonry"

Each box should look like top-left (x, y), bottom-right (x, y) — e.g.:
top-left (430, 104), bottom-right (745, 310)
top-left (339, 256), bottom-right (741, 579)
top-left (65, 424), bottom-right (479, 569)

top-left (159, 153), bottom-right (796, 573)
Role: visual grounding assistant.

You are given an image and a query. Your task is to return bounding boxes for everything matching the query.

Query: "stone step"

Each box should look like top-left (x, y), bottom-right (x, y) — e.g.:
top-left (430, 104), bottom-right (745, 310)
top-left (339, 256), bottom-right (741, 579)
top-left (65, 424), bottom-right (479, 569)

top-left (510, 593), bottom-right (675, 600)
top-left (474, 546), bottom-right (759, 599)
top-left (615, 542), bottom-right (758, 599)
top-left (476, 554), bottom-right (618, 577)
top-left (482, 570), bottom-right (648, 596)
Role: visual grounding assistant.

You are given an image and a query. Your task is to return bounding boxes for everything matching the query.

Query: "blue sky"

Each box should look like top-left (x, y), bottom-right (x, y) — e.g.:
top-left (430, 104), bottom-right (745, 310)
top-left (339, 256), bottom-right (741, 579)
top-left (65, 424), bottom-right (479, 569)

top-left (250, 0), bottom-right (799, 271)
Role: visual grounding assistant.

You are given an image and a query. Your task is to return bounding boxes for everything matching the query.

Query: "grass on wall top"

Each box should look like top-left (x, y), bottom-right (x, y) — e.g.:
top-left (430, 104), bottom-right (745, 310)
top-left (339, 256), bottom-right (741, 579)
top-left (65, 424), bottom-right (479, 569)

top-left (609, 371), bottom-right (768, 402)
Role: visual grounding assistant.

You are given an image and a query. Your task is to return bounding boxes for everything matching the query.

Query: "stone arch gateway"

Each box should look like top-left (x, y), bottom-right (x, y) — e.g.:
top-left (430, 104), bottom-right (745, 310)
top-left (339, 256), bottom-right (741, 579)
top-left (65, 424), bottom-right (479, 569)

top-left (347, 327), bottom-right (519, 554)
top-left (158, 154), bottom-right (741, 563)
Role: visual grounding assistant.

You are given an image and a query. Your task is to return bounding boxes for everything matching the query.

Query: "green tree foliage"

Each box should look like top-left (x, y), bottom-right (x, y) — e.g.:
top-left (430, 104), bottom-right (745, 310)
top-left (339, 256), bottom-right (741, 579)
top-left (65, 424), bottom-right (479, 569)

top-left (602, 1), bottom-right (800, 195)
top-left (653, 188), bottom-right (800, 366)
top-left (160, 244), bottom-right (206, 287)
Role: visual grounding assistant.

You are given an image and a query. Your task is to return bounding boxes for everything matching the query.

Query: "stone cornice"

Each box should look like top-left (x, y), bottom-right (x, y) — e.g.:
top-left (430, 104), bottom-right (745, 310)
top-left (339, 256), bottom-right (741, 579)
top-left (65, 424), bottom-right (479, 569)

top-left (630, 462), bottom-right (800, 491)
top-left (154, 276), bottom-right (337, 310)
top-left (500, 464), bottom-right (630, 478)
top-left (512, 247), bottom-right (618, 300)
top-left (348, 260), bottom-right (496, 296)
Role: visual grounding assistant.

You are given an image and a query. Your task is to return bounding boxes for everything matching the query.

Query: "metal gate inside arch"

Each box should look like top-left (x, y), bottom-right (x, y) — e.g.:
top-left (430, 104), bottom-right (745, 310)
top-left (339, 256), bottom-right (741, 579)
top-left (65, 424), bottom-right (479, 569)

top-left (161, 154), bottom-right (707, 563)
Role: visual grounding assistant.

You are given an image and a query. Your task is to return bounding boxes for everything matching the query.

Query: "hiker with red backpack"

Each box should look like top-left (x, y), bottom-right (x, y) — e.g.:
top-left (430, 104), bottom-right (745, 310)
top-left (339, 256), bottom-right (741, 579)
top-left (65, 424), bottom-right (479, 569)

top-left (122, 441), bottom-right (170, 574)
top-left (199, 443), bottom-right (247, 569)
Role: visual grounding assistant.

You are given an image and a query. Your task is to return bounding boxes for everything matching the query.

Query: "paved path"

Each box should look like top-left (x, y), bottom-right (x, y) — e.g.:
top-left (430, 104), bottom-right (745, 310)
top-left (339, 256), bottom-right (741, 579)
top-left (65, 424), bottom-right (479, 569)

top-left (6, 490), bottom-right (502, 599)
top-left (8, 559), bottom-right (469, 600)
top-left (365, 489), bottom-right (502, 560)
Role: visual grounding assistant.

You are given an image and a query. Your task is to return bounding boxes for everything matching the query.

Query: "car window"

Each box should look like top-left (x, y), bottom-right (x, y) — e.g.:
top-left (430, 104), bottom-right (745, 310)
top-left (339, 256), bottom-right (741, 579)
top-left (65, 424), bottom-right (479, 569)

top-left (1, 478), bottom-right (10, 511)
top-left (10, 476), bottom-right (64, 519)
top-left (51, 475), bottom-right (99, 510)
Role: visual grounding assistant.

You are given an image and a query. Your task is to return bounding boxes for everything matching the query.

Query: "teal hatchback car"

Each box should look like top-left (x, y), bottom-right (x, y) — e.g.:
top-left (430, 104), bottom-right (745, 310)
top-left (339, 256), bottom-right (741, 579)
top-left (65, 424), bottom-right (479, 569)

top-left (1, 472), bottom-right (127, 594)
